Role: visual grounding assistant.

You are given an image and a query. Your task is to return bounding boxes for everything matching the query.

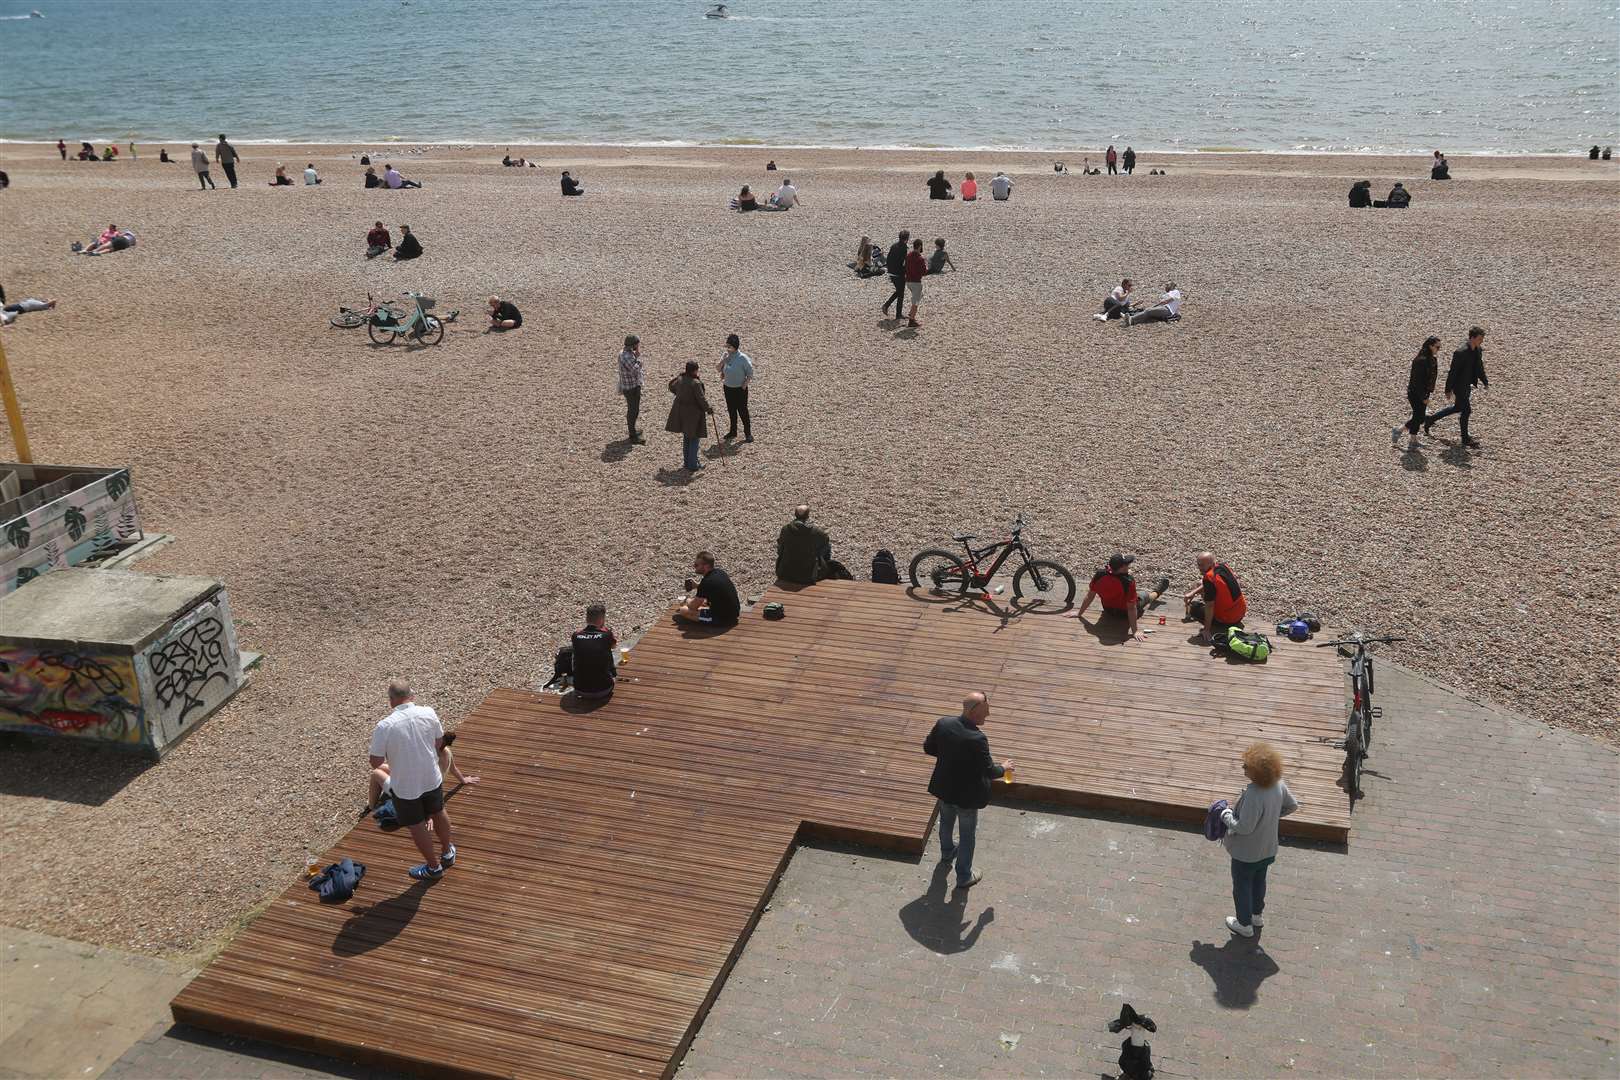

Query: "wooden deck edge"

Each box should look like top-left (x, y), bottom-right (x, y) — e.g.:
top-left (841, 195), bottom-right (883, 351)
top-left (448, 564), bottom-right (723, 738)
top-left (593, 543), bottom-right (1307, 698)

top-left (797, 819), bottom-right (930, 854)
top-left (1003, 781), bottom-right (1351, 846)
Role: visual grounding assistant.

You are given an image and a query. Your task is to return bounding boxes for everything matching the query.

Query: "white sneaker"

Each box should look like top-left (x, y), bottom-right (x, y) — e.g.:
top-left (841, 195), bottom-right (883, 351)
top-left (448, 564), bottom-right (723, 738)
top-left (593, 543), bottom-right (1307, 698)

top-left (1093, 313), bottom-right (1107, 321)
top-left (1225, 916), bottom-right (1255, 937)
top-left (1251, 914), bottom-right (1264, 927)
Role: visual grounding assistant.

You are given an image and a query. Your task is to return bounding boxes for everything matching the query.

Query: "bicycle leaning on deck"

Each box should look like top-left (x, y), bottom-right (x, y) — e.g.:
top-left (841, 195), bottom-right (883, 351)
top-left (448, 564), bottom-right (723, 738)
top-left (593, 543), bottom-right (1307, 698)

top-left (1316, 631), bottom-right (1402, 803)
top-left (908, 513), bottom-right (1077, 609)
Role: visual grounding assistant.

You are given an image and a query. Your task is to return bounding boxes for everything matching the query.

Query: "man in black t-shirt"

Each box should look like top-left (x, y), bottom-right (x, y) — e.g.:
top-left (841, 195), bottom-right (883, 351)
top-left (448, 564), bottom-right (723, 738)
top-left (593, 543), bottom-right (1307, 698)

top-left (571, 603), bottom-right (617, 698)
top-left (487, 295), bottom-right (522, 330)
top-left (675, 550), bottom-right (741, 627)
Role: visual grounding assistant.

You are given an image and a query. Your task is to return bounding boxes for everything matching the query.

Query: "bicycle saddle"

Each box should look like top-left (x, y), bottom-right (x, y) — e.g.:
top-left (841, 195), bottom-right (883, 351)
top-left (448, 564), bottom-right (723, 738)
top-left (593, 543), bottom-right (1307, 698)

top-left (952, 533), bottom-right (977, 542)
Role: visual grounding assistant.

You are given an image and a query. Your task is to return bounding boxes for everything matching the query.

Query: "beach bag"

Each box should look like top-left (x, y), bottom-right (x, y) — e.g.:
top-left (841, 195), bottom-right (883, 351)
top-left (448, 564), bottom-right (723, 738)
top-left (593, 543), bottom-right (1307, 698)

top-left (543, 646), bottom-right (574, 688)
top-left (763, 602), bottom-right (785, 620)
top-left (1205, 799), bottom-right (1229, 840)
top-left (871, 549), bottom-right (900, 584)
top-left (1223, 627), bottom-right (1271, 662)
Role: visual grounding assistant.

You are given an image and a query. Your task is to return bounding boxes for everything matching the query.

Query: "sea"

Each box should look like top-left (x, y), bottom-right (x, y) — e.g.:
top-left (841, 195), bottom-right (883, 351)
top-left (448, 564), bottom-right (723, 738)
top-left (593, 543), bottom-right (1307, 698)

top-left (1, 0), bottom-right (1616, 154)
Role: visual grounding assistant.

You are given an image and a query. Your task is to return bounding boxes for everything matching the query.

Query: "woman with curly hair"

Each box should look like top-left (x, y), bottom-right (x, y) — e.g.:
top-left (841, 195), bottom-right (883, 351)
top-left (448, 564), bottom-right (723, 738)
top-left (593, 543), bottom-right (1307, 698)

top-left (1219, 742), bottom-right (1298, 937)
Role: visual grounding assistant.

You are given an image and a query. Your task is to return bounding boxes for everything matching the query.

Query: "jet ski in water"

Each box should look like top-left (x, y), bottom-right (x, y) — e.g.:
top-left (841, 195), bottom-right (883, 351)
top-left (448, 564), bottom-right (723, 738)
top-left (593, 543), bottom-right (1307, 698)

top-left (705, 4), bottom-right (728, 17)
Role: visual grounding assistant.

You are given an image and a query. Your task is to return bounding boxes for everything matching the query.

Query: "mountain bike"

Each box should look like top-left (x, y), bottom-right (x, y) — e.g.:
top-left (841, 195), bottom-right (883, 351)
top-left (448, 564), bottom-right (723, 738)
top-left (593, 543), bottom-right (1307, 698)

top-left (909, 513), bottom-right (1076, 609)
top-left (1315, 632), bottom-right (1402, 803)
top-left (330, 292), bottom-right (404, 329)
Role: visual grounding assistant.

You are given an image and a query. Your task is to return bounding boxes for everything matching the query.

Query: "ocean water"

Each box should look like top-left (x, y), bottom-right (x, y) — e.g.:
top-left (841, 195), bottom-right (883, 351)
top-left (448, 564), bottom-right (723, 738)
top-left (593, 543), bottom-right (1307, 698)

top-left (1, 0), bottom-right (1615, 153)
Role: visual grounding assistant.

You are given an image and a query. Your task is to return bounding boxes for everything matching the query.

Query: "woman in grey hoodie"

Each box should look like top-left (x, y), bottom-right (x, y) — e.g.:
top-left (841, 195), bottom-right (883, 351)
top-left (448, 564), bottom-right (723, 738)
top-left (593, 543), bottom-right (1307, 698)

top-left (1219, 742), bottom-right (1298, 937)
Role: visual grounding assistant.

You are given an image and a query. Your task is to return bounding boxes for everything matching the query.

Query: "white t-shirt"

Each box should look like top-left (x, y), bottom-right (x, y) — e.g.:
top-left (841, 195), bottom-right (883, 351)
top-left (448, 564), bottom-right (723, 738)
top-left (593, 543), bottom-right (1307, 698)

top-left (773, 183), bottom-right (798, 207)
top-left (368, 702), bottom-right (443, 799)
top-left (304, 167), bottom-right (320, 185)
top-left (1110, 284), bottom-right (1128, 304)
top-left (990, 174), bottom-right (1013, 199)
top-left (1161, 289), bottom-right (1183, 316)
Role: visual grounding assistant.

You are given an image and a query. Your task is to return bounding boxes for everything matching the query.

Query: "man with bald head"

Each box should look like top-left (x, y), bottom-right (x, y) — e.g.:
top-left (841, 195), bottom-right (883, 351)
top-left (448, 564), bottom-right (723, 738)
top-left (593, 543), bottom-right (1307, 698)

top-left (1182, 552), bottom-right (1248, 645)
top-left (923, 691), bottom-right (1012, 890)
top-left (368, 681), bottom-right (458, 880)
top-left (775, 504), bottom-right (833, 585)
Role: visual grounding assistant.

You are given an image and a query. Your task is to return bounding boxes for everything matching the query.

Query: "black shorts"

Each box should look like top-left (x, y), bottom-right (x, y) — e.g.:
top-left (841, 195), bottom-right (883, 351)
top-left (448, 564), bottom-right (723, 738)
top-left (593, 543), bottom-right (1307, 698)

top-left (392, 784), bottom-right (444, 827)
top-left (1188, 599), bottom-right (1241, 630)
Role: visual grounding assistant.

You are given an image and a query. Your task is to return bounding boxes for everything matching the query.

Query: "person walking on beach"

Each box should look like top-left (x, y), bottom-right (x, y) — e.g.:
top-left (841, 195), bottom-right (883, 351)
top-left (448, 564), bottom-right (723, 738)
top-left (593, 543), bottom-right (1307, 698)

top-left (1217, 741), bottom-right (1298, 937)
top-left (924, 691), bottom-right (1010, 890)
top-left (57, 139), bottom-right (67, 161)
top-left (1123, 146), bottom-right (1136, 174)
top-left (1424, 326), bottom-right (1488, 447)
top-left (368, 681), bottom-right (458, 881)
top-left (882, 229), bottom-right (911, 319)
top-left (190, 143), bottom-right (215, 189)
top-left (667, 360), bottom-right (714, 472)
top-left (214, 134), bottom-right (240, 188)
top-left (718, 333), bottom-right (754, 443)
top-left (904, 237), bottom-right (927, 328)
top-left (619, 334), bottom-right (645, 443)
top-left (1106, 145), bottom-right (1119, 175)
top-left (1392, 335), bottom-right (1440, 449)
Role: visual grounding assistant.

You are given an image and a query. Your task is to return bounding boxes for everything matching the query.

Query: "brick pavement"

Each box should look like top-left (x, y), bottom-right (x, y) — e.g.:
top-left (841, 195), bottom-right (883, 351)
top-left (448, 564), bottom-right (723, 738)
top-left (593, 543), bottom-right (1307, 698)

top-left (106, 663), bottom-right (1618, 1079)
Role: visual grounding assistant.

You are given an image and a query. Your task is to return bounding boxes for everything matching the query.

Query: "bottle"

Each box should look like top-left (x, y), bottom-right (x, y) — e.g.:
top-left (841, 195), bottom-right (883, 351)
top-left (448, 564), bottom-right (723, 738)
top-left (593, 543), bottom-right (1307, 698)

top-left (304, 856), bottom-right (320, 880)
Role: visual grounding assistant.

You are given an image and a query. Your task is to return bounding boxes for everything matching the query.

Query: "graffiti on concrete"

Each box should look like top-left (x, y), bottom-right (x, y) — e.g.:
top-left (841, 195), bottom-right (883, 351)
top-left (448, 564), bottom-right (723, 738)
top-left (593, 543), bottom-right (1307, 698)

top-left (148, 615), bottom-right (231, 724)
top-left (0, 649), bottom-right (145, 742)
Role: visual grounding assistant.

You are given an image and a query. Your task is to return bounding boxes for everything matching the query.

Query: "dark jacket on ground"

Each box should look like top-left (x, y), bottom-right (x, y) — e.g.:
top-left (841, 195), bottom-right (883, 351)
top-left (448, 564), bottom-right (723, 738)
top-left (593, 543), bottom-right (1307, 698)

top-left (885, 239), bottom-right (908, 277)
top-left (1445, 345), bottom-right (1488, 397)
top-left (924, 714), bottom-right (1004, 810)
top-left (665, 374), bottom-right (713, 437)
top-left (1407, 348), bottom-right (1437, 398)
top-left (775, 518), bottom-right (831, 584)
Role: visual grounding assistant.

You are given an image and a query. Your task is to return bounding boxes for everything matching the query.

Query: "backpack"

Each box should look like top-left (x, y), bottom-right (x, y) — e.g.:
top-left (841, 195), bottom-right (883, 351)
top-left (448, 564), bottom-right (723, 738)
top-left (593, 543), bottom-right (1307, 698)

top-left (872, 549), bottom-right (900, 584)
top-left (543, 646), bottom-right (574, 688)
top-left (1223, 627), bottom-right (1272, 662)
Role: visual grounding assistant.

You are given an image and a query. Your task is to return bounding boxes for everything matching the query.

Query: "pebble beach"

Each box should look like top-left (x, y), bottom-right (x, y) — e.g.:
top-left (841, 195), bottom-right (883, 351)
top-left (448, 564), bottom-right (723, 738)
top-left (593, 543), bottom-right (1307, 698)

top-left (0, 142), bottom-right (1616, 955)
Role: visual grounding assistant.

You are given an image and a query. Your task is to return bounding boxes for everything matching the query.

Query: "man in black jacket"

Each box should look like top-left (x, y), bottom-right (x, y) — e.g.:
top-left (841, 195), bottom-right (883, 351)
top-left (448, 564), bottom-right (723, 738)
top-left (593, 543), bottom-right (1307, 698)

top-left (571, 604), bottom-right (617, 699)
top-left (923, 691), bottom-right (1011, 890)
top-left (882, 230), bottom-right (910, 319)
top-left (1425, 326), bottom-right (1488, 447)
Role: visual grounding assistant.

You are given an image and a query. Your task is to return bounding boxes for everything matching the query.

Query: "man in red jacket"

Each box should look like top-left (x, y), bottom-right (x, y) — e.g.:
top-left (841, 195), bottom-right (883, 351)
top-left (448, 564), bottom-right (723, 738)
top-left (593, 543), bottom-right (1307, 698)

top-left (1182, 552), bottom-right (1248, 644)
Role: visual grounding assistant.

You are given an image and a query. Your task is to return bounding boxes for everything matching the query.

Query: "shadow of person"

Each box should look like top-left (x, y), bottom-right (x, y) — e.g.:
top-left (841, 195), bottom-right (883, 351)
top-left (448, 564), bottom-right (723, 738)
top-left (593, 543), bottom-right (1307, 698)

top-left (1398, 444), bottom-right (1428, 473)
top-left (600, 440), bottom-right (634, 463)
top-left (332, 879), bottom-right (433, 957)
top-left (705, 441), bottom-right (742, 459)
top-left (898, 861), bottom-right (995, 954)
top-left (654, 467), bottom-right (697, 487)
top-left (560, 691), bottom-right (613, 713)
top-left (1188, 935), bottom-right (1280, 1008)
top-left (893, 327), bottom-right (920, 341)
top-left (1439, 444), bottom-right (1475, 469)
top-left (1066, 611), bottom-right (1132, 646)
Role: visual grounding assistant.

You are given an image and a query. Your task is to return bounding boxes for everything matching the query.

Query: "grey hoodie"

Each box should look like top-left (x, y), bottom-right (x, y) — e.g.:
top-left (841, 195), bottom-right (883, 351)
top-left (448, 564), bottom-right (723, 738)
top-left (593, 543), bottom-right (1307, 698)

top-left (1221, 780), bottom-right (1298, 863)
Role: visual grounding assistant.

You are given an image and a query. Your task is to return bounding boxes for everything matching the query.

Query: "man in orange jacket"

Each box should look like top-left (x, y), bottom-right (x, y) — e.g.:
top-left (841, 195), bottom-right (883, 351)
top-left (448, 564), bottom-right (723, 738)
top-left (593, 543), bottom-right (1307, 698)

top-left (1183, 552), bottom-right (1248, 644)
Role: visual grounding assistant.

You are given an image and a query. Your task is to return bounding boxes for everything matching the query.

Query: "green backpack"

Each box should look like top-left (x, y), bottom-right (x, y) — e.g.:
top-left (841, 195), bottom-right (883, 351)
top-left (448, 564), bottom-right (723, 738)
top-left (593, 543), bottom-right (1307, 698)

top-left (1224, 627), bottom-right (1272, 662)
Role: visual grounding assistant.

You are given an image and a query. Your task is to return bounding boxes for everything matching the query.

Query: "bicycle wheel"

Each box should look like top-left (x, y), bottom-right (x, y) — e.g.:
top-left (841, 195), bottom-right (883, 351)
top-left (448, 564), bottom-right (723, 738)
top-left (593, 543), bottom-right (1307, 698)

top-left (368, 322), bottom-right (398, 345)
top-left (1012, 559), bottom-right (1076, 609)
top-left (1365, 655), bottom-right (1376, 698)
top-left (909, 549), bottom-right (969, 597)
top-left (331, 310), bottom-right (365, 329)
top-left (1360, 676), bottom-right (1375, 755)
top-left (1345, 722), bottom-right (1364, 801)
top-left (415, 317), bottom-right (444, 346)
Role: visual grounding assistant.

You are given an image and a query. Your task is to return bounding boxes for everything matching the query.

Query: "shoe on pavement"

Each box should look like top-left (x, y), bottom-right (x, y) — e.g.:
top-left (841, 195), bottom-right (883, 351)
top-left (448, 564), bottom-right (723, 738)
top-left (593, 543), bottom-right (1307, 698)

top-left (408, 862), bottom-right (445, 881)
top-left (441, 845), bottom-right (457, 868)
top-left (956, 868), bottom-right (983, 890)
top-left (1251, 914), bottom-right (1264, 927)
top-left (1225, 915), bottom-right (1254, 937)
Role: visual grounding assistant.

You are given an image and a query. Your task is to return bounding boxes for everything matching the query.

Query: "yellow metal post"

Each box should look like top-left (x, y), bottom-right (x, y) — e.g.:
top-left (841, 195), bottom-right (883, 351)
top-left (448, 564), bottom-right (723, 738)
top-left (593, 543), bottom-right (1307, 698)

top-left (0, 335), bottom-right (32, 463)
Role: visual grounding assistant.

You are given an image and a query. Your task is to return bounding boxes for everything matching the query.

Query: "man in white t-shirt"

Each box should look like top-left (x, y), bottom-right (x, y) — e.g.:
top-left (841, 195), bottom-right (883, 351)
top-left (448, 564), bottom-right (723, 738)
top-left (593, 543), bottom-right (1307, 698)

top-left (766, 179), bottom-right (799, 209)
top-left (989, 172), bottom-right (1014, 200)
top-left (368, 681), bottom-right (457, 880)
top-left (1123, 282), bottom-right (1184, 327)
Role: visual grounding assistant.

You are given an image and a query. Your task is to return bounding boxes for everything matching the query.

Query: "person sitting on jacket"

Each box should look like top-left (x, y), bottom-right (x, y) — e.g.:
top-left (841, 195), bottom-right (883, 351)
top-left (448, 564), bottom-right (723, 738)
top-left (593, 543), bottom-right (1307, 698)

top-left (570, 604), bottom-right (618, 699)
top-left (1348, 180), bottom-right (1372, 208)
top-left (365, 221), bottom-right (392, 259)
top-left (776, 504), bottom-right (833, 585)
top-left (393, 224), bottom-right (422, 260)
top-left (561, 170), bottom-right (583, 196)
top-left (1430, 151), bottom-right (1450, 180)
top-left (1182, 552), bottom-right (1248, 644)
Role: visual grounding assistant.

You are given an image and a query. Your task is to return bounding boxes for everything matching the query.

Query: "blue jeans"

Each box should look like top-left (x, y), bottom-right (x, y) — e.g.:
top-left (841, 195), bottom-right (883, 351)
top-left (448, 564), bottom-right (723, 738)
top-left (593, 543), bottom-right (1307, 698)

top-left (682, 433), bottom-right (700, 470)
top-left (1230, 857), bottom-right (1270, 926)
top-left (937, 801), bottom-right (977, 882)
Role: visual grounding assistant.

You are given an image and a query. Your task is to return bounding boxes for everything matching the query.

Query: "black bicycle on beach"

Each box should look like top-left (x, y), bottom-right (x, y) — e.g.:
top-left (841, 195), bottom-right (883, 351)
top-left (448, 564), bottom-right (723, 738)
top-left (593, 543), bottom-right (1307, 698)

top-left (909, 514), bottom-right (1077, 609)
top-left (1316, 631), bottom-right (1403, 803)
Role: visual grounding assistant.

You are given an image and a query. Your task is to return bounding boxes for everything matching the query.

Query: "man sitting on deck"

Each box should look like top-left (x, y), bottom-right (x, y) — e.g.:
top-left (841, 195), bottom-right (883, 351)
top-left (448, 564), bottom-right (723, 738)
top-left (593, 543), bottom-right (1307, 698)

top-left (1067, 553), bottom-right (1170, 643)
top-left (1182, 551), bottom-right (1248, 644)
top-left (571, 603), bottom-right (618, 699)
top-left (776, 504), bottom-right (845, 585)
top-left (675, 550), bottom-right (741, 627)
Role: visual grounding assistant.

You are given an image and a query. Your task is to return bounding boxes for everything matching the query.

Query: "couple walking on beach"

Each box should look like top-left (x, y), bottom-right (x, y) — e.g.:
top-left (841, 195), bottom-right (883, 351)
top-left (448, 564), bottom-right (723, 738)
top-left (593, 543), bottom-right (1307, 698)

top-left (1393, 326), bottom-right (1489, 450)
top-left (880, 230), bottom-right (928, 328)
top-left (618, 333), bottom-right (756, 471)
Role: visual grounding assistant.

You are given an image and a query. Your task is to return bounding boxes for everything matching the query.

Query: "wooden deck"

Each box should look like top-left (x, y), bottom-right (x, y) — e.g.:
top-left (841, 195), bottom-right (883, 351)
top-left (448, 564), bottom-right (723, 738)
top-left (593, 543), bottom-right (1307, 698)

top-left (172, 580), bottom-right (1350, 1079)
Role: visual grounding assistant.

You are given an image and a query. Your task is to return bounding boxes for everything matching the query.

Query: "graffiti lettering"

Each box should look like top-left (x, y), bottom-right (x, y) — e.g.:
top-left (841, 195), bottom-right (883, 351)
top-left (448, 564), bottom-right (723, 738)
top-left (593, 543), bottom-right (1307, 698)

top-left (148, 617), bottom-right (230, 723)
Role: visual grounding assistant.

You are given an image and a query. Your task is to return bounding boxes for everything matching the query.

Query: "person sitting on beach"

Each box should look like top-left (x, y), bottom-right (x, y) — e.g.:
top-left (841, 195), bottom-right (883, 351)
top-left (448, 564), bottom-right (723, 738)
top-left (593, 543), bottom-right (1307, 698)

top-left (853, 235), bottom-right (886, 277)
top-left (961, 172), bottom-right (978, 201)
top-left (1093, 278), bottom-right (1136, 321)
top-left (360, 154), bottom-right (371, 165)
top-left (927, 170), bottom-right (954, 200)
top-left (1123, 282), bottom-right (1183, 327)
top-left (502, 151), bottom-right (514, 167)
top-left (364, 166), bottom-right (383, 189)
top-left (1181, 552), bottom-right (1248, 644)
top-left (560, 170), bottom-right (583, 196)
top-left (733, 184), bottom-right (759, 211)
top-left (989, 171), bottom-right (1013, 200)
top-left (776, 504), bottom-right (836, 585)
top-left (1380, 182), bottom-right (1411, 208)
top-left (304, 162), bottom-right (322, 185)
top-left (765, 159), bottom-right (777, 171)
top-left (570, 604), bottom-right (618, 700)
top-left (159, 148), bottom-right (172, 163)
top-left (101, 145), bottom-right (118, 161)
top-left (1605, 147), bottom-right (1613, 160)
top-left (1591, 145), bottom-right (1602, 160)
top-left (393, 224), bottom-right (422, 261)
top-left (365, 221), bottom-right (392, 259)
top-left (1430, 151), bottom-right (1450, 180)
top-left (365, 730), bottom-right (478, 816)
top-left (269, 164), bottom-right (294, 187)
top-left (487, 295), bottom-right (522, 329)
top-left (763, 178), bottom-right (799, 210)
top-left (927, 237), bottom-right (956, 274)
top-left (1067, 553), bottom-right (1170, 644)
top-left (0, 288), bottom-right (58, 327)
top-left (74, 224), bottom-right (133, 255)
top-left (77, 142), bottom-right (96, 161)
top-left (675, 551), bottom-right (741, 627)
top-left (1348, 180), bottom-right (1372, 208)
top-left (383, 163), bottom-right (422, 189)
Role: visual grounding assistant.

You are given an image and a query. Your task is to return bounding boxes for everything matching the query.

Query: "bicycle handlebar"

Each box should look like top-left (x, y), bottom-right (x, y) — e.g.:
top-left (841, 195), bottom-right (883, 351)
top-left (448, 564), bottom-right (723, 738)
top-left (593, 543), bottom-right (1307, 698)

top-left (1315, 634), bottom-right (1404, 647)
